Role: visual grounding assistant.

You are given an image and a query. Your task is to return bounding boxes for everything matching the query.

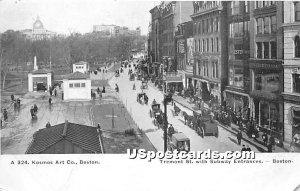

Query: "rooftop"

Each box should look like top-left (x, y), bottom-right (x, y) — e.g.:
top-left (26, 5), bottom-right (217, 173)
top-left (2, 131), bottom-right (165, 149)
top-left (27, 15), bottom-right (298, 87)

top-left (26, 121), bottom-right (103, 154)
top-left (31, 68), bottom-right (52, 74)
top-left (64, 71), bottom-right (90, 80)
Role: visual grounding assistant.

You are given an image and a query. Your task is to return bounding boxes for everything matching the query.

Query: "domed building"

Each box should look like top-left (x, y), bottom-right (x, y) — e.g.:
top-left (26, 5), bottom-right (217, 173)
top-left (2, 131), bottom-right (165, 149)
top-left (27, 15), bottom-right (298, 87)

top-left (21, 16), bottom-right (56, 40)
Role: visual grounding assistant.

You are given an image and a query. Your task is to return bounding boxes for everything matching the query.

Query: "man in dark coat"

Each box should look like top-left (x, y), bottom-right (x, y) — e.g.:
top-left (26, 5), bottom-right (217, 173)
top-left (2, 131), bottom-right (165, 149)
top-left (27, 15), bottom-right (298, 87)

top-left (11, 94), bottom-right (14, 102)
top-left (241, 145), bottom-right (247, 152)
top-left (3, 109), bottom-right (8, 121)
top-left (54, 89), bottom-right (57, 97)
top-left (237, 130), bottom-right (242, 145)
top-left (267, 142), bottom-right (273, 152)
top-left (33, 104), bottom-right (38, 113)
top-left (262, 133), bottom-right (268, 146)
top-left (49, 97), bottom-right (52, 105)
top-left (30, 106), bottom-right (35, 118)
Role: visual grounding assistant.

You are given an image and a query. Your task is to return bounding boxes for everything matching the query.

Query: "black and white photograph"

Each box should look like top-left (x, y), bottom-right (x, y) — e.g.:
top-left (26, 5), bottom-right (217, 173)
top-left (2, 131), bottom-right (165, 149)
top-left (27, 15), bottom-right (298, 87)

top-left (1, 0), bottom-right (300, 190)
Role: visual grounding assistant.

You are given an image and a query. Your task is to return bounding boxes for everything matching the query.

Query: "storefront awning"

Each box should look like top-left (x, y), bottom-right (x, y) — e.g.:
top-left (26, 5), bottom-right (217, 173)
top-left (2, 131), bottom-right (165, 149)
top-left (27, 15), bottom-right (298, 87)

top-left (250, 90), bottom-right (280, 101)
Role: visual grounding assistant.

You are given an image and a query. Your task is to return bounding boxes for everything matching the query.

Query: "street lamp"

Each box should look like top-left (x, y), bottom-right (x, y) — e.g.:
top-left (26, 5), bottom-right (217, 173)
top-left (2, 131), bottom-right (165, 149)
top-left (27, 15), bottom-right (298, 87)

top-left (163, 93), bottom-right (173, 152)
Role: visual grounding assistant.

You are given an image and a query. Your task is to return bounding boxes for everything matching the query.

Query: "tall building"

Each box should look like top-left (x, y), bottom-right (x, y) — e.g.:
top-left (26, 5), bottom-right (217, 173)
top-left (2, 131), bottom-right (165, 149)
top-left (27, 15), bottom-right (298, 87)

top-left (224, 1), bottom-right (251, 119)
top-left (249, 1), bottom-right (284, 141)
top-left (149, 5), bottom-right (161, 77)
top-left (93, 24), bottom-right (141, 37)
top-left (21, 16), bottom-right (56, 40)
top-left (282, 1), bottom-right (300, 145)
top-left (93, 24), bottom-right (117, 37)
top-left (159, 1), bottom-right (194, 72)
top-left (191, 1), bottom-right (228, 104)
top-left (174, 21), bottom-right (193, 89)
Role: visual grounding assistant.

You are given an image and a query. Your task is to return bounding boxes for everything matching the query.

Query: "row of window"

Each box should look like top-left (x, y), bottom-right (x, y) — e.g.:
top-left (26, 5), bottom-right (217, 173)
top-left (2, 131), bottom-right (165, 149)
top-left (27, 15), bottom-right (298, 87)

top-left (256, 41), bottom-right (277, 59)
top-left (194, 38), bottom-right (219, 53)
top-left (193, 17), bottom-right (219, 35)
top-left (296, 36), bottom-right (300, 58)
top-left (229, 21), bottom-right (250, 38)
top-left (256, 16), bottom-right (277, 35)
top-left (231, 1), bottom-right (249, 15)
top-left (69, 83), bottom-right (86, 88)
top-left (195, 60), bottom-right (219, 79)
top-left (75, 66), bottom-right (84, 69)
top-left (296, 2), bottom-right (300, 22)
top-left (255, 1), bottom-right (275, 9)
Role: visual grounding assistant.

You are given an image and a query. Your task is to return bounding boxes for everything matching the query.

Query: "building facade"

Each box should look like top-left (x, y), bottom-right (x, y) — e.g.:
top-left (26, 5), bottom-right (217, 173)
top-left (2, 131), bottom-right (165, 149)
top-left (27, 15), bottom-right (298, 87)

top-left (159, 1), bottom-right (193, 72)
top-left (63, 72), bottom-right (91, 100)
top-left (249, 1), bottom-right (284, 140)
top-left (224, 1), bottom-right (251, 119)
top-left (282, 1), bottom-right (300, 145)
top-left (175, 21), bottom-right (193, 89)
top-left (191, 1), bottom-right (228, 104)
top-left (72, 61), bottom-right (89, 74)
top-left (21, 16), bottom-right (56, 40)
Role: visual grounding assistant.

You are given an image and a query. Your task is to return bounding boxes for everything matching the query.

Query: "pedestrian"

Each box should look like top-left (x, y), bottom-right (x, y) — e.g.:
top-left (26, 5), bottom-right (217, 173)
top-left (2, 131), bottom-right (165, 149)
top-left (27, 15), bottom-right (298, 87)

top-left (237, 130), bottom-right (242, 145)
top-left (49, 97), bottom-right (52, 105)
top-left (62, 92), bottom-right (64, 100)
top-left (267, 142), bottom-right (273, 153)
top-left (262, 133), bottom-right (268, 146)
top-left (269, 135), bottom-right (275, 150)
top-left (54, 88), bottom-right (57, 97)
top-left (99, 91), bottom-right (102, 99)
top-left (11, 94), bottom-right (15, 102)
top-left (30, 106), bottom-right (35, 118)
top-left (246, 145), bottom-right (251, 151)
top-left (33, 104), bottom-right (38, 113)
top-left (115, 84), bottom-right (119, 93)
top-left (49, 88), bottom-right (53, 97)
top-left (46, 122), bottom-right (51, 128)
top-left (97, 87), bottom-right (100, 94)
top-left (241, 145), bottom-right (246, 152)
top-left (14, 101), bottom-right (18, 111)
top-left (102, 86), bottom-right (106, 93)
top-left (3, 109), bottom-right (8, 121)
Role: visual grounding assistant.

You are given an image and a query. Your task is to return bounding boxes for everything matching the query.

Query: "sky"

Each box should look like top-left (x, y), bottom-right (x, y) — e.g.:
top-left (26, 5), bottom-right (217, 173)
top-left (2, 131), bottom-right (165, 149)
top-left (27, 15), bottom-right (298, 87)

top-left (0, 0), bottom-right (160, 35)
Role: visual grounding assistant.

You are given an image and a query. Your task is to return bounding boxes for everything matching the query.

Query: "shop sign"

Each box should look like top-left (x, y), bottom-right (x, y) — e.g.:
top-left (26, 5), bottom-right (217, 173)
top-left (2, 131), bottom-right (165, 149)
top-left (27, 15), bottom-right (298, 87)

top-left (178, 41), bottom-right (185, 54)
top-left (234, 50), bottom-right (250, 54)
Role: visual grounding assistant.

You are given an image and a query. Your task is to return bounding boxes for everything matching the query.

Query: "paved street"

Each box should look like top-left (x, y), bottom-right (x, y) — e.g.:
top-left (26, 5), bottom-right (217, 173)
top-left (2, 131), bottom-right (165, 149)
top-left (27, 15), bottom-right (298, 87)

top-left (109, 65), bottom-right (259, 152)
top-left (1, 64), bottom-right (155, 154)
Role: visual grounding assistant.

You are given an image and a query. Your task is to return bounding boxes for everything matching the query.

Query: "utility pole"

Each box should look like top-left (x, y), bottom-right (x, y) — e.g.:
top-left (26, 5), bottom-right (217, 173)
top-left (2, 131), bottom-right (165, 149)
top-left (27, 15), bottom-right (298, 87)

top-left (163, 95), bottom-right (168, 152)
top-left (163, 93), bottom-right (172, 152)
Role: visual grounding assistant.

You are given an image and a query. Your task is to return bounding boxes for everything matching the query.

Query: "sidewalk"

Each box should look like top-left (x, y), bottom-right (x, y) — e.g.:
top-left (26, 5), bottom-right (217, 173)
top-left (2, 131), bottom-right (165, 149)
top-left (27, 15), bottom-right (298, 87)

top-left (172, 94), bottom-right (290, 153)
top-left (148, 82), bottom-right (289, 153)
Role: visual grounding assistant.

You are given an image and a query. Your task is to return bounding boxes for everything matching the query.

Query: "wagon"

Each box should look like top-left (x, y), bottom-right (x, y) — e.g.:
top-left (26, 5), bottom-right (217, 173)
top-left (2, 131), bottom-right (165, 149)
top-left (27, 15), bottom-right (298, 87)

top-left (149, 103), bottom-right (161, 118)
top-left (195, 112), bottom-right (218, 137)
top-left (168, 132), bottom-right (190, 152)
top-left (140, 81), bottom-right (148, 89)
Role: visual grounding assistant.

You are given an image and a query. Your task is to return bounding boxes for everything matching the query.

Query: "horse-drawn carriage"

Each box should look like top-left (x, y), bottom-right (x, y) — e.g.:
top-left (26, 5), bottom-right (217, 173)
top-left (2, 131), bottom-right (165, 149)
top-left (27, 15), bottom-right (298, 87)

top-left (136, 92), bottom-right (148, 104)
top-left (168, 132), bottom-right (190, 152)
top-left (140, 81), bottom-right (148, 90)
top-left (149, 103), bottom-right (164, 128)
top-left (182, 109), bottom-right (218, 137)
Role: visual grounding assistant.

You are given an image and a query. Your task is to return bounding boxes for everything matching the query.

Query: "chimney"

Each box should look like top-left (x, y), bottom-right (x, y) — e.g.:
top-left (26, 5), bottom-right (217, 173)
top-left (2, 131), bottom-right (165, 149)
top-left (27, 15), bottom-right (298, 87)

top-left (62, 120), bottom-right (68, 137)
